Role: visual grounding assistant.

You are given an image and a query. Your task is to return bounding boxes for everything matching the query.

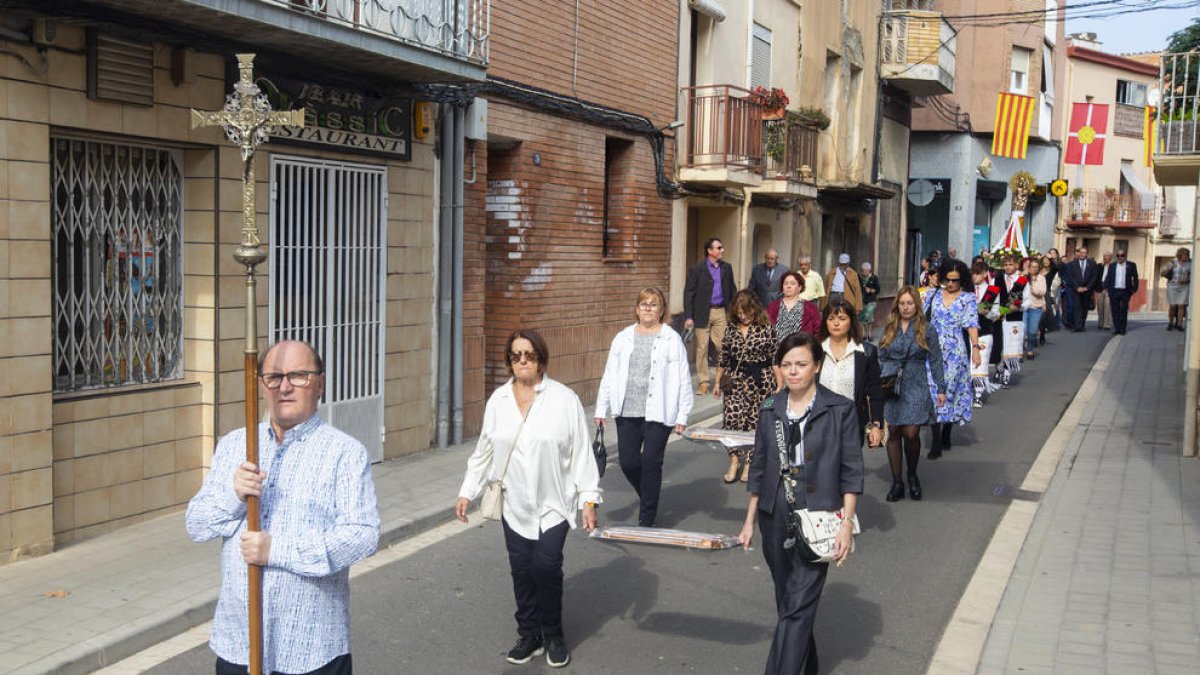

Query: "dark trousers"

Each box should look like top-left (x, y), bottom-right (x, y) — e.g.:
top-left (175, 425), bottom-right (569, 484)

top-left (502, 518), bottom-right (569, 639)
top-left (1068, 288), bottom-right (1090, 331)
top-left (216, 655), bottom-right (351, 675)
top-left (1110, 289), bottom-right (1132, 333)
top-left (615, 417), bottom-right (672, 526)
top-left (758, 489), bottom-right (827, 675)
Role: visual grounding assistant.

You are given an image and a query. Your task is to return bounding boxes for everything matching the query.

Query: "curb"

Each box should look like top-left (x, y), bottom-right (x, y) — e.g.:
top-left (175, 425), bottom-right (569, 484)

top-left (924, 334), bottom-right (1120, 675)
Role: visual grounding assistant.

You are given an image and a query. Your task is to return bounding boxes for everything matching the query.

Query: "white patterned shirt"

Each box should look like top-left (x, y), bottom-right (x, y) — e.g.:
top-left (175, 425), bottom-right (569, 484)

top-left (186, 415), bottom-right (380, 674)
top-left (819, 338), bottom-right (862, 401)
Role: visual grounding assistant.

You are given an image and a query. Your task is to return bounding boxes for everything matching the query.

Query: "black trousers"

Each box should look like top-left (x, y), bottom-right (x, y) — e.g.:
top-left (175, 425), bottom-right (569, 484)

top-left (615, 416), bottom-right (672, 526)
top-left (502, 518), bottom-right (569, 639)
top-left (216, 655), bottom-right (351, 675)
top-left (758, 489), bottom-right (827, 675)
top-left (1109, 289), bottom-right (1131, 333)
top-left (1068, 288), bottom-right (1090, 330)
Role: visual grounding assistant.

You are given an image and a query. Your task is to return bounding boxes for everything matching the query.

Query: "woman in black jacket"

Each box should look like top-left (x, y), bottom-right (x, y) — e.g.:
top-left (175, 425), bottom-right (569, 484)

top-left (737, 331), bottom-right (865, 675)
top-left (817, 298), bottom-right (884, 448)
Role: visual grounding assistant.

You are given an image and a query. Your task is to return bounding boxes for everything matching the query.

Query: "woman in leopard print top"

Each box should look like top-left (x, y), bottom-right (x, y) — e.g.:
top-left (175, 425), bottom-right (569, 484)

top-left (714, 290), bottom-right (781, 483)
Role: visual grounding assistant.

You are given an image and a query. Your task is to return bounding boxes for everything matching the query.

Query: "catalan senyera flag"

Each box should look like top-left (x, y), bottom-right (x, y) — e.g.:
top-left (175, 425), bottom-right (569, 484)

top-left (1144, 105), bottom-right (1156, 167)
top-left (1065, 102), bottom-right (1109, 165)
top-left (991, 93), bottom-right (1036, 159)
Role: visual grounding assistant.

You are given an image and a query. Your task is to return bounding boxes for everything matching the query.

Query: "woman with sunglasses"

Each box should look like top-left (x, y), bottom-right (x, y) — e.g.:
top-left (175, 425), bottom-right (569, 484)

top-left (921, 259), bottom-right (981, 459)
top-left (595, 287), bottom-right (694, 527)
top-left (455, 329), bottom-right (601, 669)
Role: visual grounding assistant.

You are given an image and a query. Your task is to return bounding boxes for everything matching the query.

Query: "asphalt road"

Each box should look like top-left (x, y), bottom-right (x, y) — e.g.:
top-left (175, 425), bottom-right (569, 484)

top-left (148, 325), bottom-right (1111, 675)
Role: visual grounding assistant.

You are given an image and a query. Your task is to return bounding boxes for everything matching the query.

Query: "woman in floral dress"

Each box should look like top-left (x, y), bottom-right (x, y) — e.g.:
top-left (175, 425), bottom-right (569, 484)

top-left (921, 259), bottom-right (981, 459)
top-left (714, 290), bottom-right (780, 483)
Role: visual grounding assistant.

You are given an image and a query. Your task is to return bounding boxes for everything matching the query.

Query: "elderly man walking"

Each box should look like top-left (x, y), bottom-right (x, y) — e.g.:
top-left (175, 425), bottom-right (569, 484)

top-left (187, 340), bottom-right (380, 675)
top-left (795, 256), bottom-right (825, 303)
top-left (684, 237), bottom-right (737, 395)
top-left (823, 253), bottom-right (863, 313)
top-left (748, 248), bottom-right (789, 306)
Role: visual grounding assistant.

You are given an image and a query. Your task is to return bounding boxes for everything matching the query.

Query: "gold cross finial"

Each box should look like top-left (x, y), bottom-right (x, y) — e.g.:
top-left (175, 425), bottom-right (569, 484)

top-left (190, 53), bottom-right (304, 269)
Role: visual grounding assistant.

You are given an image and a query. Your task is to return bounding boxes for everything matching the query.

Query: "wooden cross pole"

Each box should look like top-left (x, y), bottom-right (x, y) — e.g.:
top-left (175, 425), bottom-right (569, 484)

top-left (190, 53), bottom-right (304, 675)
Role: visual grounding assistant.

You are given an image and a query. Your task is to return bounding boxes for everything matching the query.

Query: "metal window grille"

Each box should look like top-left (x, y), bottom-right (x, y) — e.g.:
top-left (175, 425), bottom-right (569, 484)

top-left (269, 156), bottom-right (387, 462)
top-left (51, 138), bottom-right (185, 391)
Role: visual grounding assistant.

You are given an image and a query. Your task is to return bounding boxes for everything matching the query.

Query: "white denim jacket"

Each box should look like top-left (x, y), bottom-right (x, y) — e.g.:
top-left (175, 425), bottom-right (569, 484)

top-left (594, 324), bottom-right (694, 427)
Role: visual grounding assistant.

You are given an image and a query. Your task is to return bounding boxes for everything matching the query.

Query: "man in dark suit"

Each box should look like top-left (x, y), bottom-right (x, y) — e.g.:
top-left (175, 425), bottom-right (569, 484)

top-left (1102, 249), bottom-right (1139, 335)
top-left (684, 238), bottom-right (737, 394)
top-left (1061, 245), bottom-right (1101, 332)
top-left (747, 248), bottom-right (789, 307)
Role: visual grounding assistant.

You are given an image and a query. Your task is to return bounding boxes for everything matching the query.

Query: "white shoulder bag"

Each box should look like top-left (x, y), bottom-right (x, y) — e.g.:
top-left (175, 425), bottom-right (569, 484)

top-left (479, 399), bottom-right (534, 522)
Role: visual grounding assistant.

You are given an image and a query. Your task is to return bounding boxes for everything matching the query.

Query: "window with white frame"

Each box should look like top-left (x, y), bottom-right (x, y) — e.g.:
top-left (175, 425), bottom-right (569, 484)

top-left (1116, 79), bottom-right (1147, 107)
top-left (1010, 46), bottom-right (1032, 94)
top-left (1044, 0), bottom-right (1057, 43)
top-left (751, 23), bottom-right (772, 90)
top-left (51, 138), bottom-right (184, 392)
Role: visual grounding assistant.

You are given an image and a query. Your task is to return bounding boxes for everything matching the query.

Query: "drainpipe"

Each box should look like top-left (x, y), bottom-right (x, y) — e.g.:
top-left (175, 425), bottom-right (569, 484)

top-left (436, 104), bottom-right (455, 448)
top-left (451, 105), bottom-right (466, 445)
top-left (1184, 172), bottom-right (1200, 458)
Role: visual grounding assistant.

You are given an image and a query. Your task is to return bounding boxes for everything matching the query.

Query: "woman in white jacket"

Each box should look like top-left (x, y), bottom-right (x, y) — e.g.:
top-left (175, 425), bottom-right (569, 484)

top-left (594, 287), bottom-right (694, 527)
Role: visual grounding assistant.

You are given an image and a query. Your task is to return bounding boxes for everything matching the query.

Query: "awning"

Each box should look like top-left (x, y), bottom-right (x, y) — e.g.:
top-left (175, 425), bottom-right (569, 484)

top-left (1120, 164), bottom-right (1156, 211)
top-left (689, 0), bottom-right (727, 22)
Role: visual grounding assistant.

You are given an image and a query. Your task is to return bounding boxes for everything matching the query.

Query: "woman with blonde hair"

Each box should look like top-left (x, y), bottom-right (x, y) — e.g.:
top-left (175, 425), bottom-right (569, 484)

top-left (877, 286), bottom-right (946, 502)
top-left (595, 287), bottom-right (693, 527)
top-left (714, 290), bottom-right (779, 483)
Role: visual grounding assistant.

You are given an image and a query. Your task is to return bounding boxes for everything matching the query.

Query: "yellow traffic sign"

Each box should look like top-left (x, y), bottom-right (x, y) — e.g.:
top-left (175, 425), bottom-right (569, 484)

top-left (1050, 179), bottom-right (1069, 197)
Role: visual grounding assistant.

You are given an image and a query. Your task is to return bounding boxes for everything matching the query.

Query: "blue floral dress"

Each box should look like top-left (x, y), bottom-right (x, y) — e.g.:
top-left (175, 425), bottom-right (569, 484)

top-left (879, 322), bottom-right (945, 426)
top-left (923, 289), bottom-right (979, 425)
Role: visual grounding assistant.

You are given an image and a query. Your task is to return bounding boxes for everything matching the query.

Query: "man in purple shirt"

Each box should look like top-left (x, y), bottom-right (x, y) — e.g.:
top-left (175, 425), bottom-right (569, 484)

top-left (683, 238), bottom-right (737, 394)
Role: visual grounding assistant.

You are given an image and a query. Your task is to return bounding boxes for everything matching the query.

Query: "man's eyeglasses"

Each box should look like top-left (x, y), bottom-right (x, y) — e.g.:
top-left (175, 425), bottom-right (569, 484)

top-left (260, 370), bottom-right (322, 389)
top-left (509, 350), bottom-right (540, 363)
top-left (637, 302), bottom-right (661, 310)
top-left (1116, 254), bottom-right (1127, 259)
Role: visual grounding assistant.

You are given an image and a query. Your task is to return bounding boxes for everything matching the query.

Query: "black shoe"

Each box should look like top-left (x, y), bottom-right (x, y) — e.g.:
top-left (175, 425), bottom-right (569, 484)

top-left (545, 636), bottom-right (571, 668)
top-left (940, 424), bottom-right (953, 450)
top-left (927, 446), bottom-right (942, 460)
top-left (1039, 334), bottom-right (1046, 346)
top-left (506, 635), bottom-right (544, 665)
top-left (908, 474), bottom-right (923, 501)
top-left (886, 480), bottom-right (906, 502)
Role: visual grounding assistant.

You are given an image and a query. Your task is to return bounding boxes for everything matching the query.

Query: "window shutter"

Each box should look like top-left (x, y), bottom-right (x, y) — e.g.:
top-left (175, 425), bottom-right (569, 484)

top-left (752, 23), bottom-right (772, 90)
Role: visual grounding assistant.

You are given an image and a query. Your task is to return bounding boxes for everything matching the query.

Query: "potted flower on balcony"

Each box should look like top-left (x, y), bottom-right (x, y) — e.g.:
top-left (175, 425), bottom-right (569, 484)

top-left (751, 86), bottom-right (789, 119)
top-left (791, 106), bottom-right (831, 130)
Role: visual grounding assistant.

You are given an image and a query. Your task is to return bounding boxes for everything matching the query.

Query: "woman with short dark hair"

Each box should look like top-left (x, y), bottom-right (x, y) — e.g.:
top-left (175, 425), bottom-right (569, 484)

top-left (737, 331), bottom-right (864, 674)
top-left (455, 329), bottom-right (601, 669)
top-left (768, 271), bottom-right (821, 342)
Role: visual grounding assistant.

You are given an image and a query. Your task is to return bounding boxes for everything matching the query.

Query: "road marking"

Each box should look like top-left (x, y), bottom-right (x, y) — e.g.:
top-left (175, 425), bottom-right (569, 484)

top-left (924, 335), bottom-right (1120, 675)
top-left (92, 519), bottom-right (472, 674)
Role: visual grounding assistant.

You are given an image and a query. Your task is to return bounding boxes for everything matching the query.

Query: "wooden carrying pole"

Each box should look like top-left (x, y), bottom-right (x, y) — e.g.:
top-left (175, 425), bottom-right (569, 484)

top-left (190, 54), bottom-right (304, 675)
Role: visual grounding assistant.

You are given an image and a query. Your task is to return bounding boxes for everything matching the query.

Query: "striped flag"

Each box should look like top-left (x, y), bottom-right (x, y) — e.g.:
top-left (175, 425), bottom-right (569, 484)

top-left (991, 93), bottom-right (1035, 159)
top-left (1144, 106), bottom-right (1156, 167)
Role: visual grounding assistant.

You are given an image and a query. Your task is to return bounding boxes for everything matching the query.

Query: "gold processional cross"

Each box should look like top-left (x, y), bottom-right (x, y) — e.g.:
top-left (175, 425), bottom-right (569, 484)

top-left (189, 53), bottom-right (304, 675)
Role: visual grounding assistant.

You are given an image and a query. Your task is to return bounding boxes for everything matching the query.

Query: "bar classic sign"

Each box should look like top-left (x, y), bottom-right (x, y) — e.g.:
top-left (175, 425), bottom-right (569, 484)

top-left (253, 73), bottom-right (411, 160)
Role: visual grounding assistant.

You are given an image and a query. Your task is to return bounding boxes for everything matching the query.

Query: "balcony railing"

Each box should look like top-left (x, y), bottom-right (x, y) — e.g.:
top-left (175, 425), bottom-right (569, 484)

top-left (1114, 103), bottom-right (1145, 138)
top-left (764, 118), bottom-right (818, 183)
top-left (1156, 50), bottom-right (1200, 156)
top-left (682, 85), bottom-right (764, 172)
top-left (1065, 189), bottom-right (1159, 228)
top-left (879, 10), bottom-right (955, 96)
top-left (271, 0), bottom-right (490, 64)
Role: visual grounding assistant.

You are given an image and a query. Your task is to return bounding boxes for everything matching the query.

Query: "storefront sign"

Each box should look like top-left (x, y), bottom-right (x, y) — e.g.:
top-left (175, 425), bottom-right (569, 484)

top-left (253, 73), bottom-right (411, 160)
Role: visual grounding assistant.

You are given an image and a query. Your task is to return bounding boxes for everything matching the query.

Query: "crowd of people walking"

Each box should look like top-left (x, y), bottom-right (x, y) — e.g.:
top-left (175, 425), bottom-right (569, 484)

top-left (447, 238), bottom-right (1186, 674)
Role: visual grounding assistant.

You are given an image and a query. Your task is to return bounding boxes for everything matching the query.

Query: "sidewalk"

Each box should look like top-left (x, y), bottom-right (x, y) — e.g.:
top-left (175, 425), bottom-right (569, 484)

top-left (0, 392), bottom-right (721, 675)
top-left (975, 320), bottom-right (1200, 673)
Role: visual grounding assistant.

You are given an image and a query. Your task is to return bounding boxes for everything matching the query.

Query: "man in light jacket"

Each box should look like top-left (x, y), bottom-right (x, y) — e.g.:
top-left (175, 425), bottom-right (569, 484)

top-left (823, 253), bottom-right (863, 313)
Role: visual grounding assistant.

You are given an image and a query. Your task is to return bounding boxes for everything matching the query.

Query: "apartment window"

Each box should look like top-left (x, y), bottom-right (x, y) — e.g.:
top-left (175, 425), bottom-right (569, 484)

top-left (51, 138), bottom-right (184, 391)
top-left (1116, 80), bottom-right (1148, 107)
top-left (603, 137), bottom-right (635, 259)
top-left (1010, 47), bottom-right (1032, 94)
top-left (751, 23), bottom-right (772, 90)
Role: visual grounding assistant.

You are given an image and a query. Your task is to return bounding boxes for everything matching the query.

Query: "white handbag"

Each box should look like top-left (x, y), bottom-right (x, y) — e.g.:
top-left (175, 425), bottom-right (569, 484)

top-left (774, 418), bottom-right (861, 563)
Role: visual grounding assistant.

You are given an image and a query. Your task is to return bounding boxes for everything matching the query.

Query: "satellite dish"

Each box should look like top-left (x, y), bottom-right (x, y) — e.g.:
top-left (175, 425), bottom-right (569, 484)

top-left (1148, 88), bottom-right (1161, 107)
top-left (908, 179), bottom-right (936, 207)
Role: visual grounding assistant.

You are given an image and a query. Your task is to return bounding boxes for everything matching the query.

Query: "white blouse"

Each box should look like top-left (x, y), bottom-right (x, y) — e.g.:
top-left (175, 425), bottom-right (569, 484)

top-left (458, 376), bottom-right (602, 539)
top-left (819, 338), bottom-right (863, 401)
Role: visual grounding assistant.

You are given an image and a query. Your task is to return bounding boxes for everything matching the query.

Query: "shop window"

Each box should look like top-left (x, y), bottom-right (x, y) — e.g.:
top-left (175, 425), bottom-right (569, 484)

top-left (51, 138), bottom-right (184, 392)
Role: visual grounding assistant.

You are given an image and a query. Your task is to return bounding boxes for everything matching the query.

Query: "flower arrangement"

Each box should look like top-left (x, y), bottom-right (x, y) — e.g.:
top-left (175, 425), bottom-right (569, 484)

top-left (977, 284), bottom-right (1001, 314)
top-left (986, 246), bottom-right (1042, 270)
top-left (751, 86), bottom-right (789, 110)
top-left (998, 275), bottom-right (1028, 315)
top-left (791, 106), bottom-right (831, 130)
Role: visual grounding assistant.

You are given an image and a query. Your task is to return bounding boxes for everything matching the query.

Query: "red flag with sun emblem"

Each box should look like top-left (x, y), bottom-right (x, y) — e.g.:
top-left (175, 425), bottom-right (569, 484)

top-left (1065, 102), bottom-right (1109, 165)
